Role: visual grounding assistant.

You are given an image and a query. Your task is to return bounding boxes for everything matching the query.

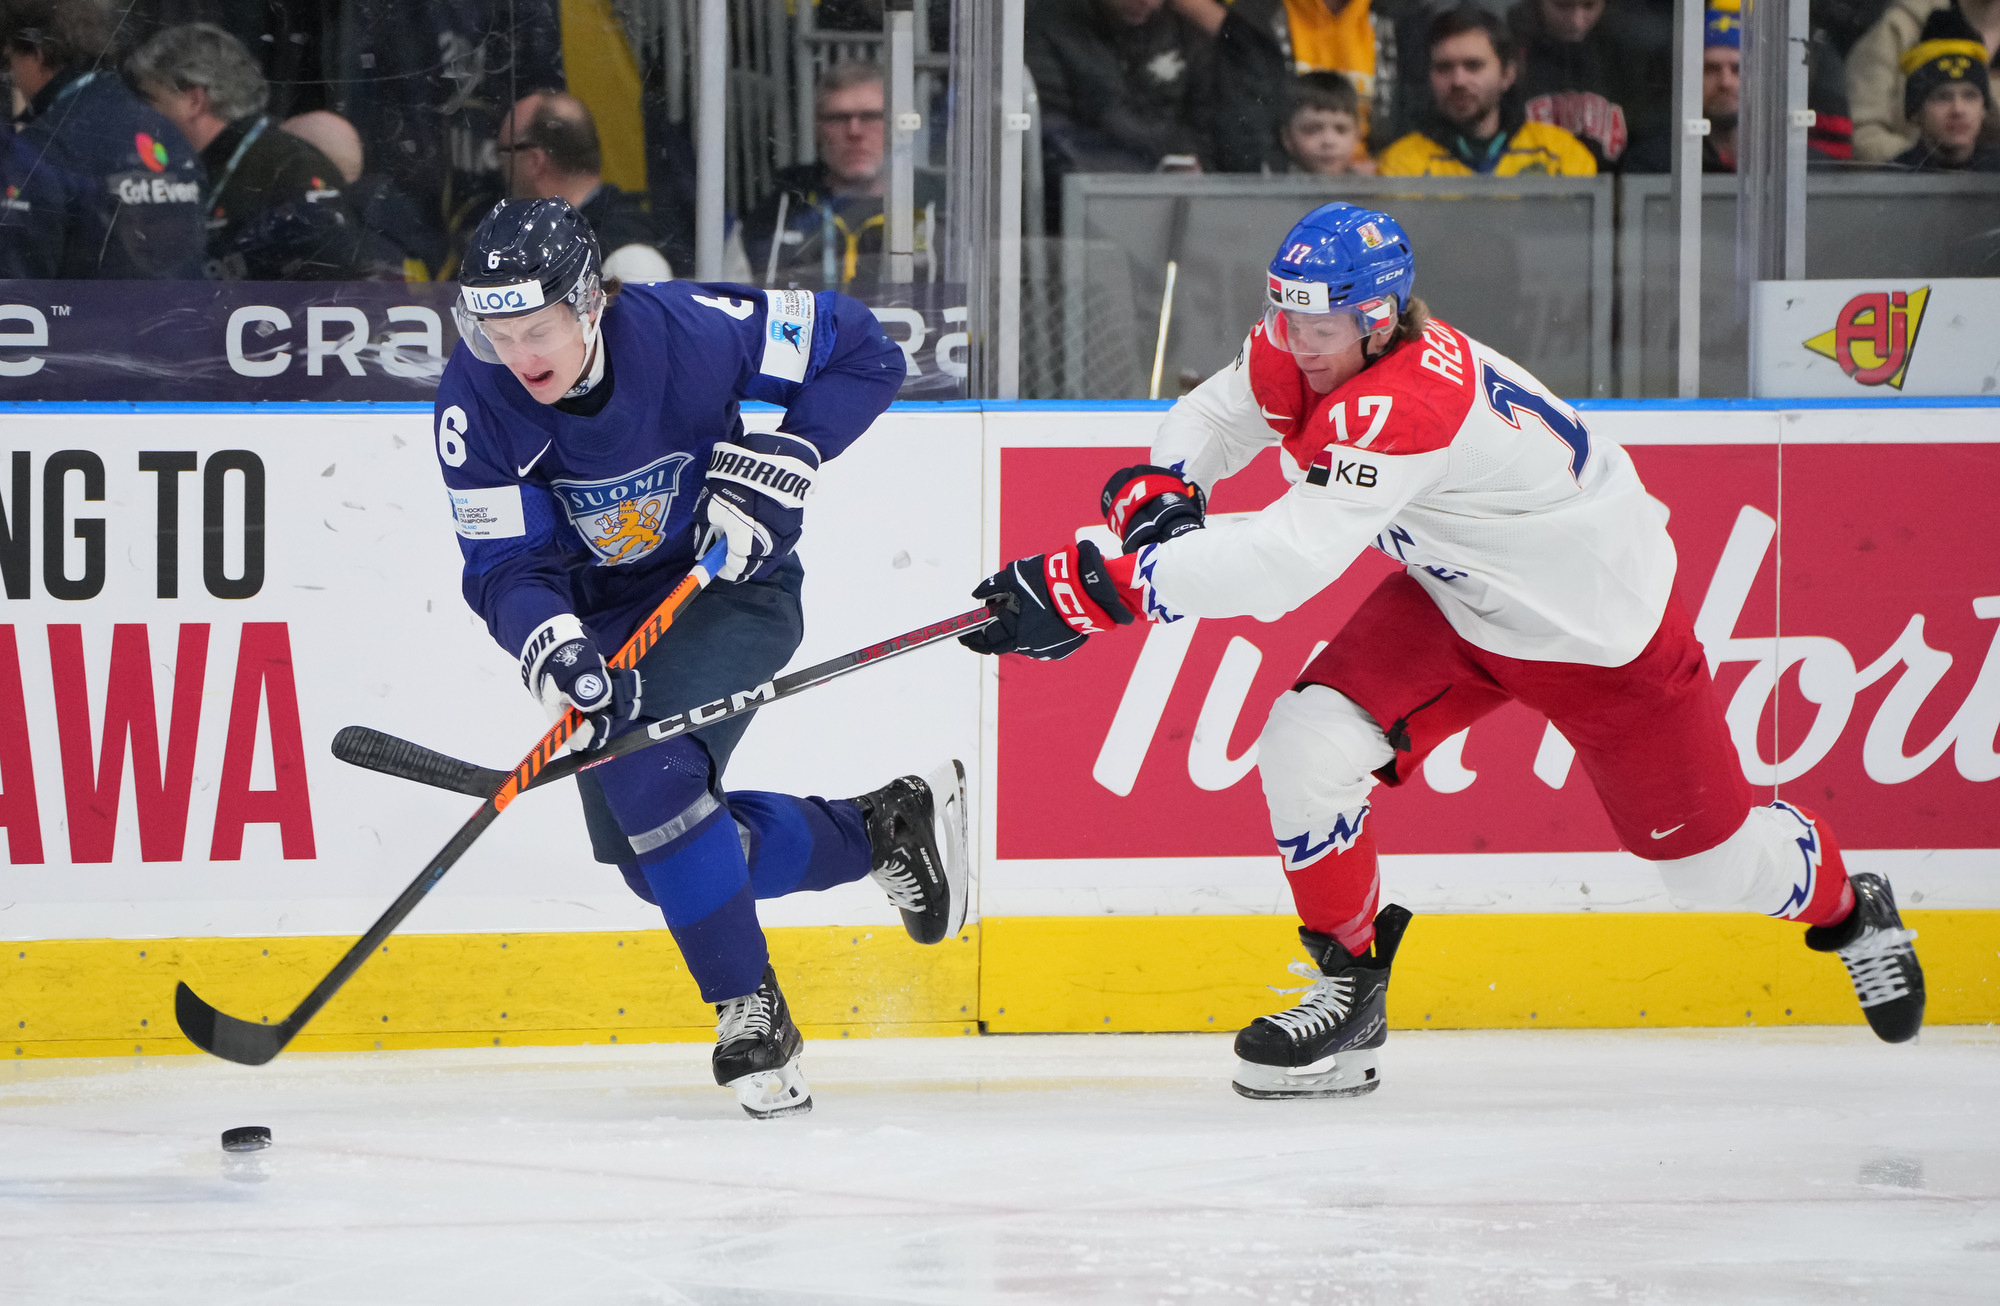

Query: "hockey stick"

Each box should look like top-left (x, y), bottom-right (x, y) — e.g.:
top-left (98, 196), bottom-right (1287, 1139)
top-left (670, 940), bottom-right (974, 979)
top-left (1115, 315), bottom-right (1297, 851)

top-left (173, 540), bottom-right (731, 1066)
top-left (330, 604), bottom-right (999, 799)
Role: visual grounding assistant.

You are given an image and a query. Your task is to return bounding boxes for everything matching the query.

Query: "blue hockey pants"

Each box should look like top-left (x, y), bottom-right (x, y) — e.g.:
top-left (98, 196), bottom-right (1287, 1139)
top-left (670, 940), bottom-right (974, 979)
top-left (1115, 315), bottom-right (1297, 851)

top-left (574, 557), bottom-right (874, 1002)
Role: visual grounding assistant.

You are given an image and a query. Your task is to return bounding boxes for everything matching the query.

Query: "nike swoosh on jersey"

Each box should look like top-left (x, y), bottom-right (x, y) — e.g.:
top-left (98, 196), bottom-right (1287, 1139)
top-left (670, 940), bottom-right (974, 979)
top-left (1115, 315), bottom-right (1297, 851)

top-left (516, 440), bottom-right (553, 478)
top-left (1259, 406), bottom-right (1293, 424)
top-left (1650, 823), bottom-right (1687, 839)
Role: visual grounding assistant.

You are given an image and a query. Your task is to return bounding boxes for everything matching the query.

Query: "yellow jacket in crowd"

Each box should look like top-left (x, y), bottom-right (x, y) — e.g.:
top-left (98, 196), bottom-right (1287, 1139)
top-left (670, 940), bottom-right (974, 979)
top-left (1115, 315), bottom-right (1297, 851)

top-left (1378, 120), bottom-right (1598, 176)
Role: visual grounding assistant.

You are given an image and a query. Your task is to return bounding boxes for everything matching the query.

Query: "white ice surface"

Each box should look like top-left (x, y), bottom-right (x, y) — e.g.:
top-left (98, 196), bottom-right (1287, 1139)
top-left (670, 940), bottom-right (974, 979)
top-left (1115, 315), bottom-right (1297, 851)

top-left (3, 1029), bottom-right (1997, 1305)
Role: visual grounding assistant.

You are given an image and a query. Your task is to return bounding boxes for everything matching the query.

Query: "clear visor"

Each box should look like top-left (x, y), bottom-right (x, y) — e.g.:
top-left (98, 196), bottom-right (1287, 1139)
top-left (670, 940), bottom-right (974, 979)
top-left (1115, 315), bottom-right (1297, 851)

top-left (1262, 306), bottom-right (1367, 358)
top-left (454, 283), bottom-right (604, 366)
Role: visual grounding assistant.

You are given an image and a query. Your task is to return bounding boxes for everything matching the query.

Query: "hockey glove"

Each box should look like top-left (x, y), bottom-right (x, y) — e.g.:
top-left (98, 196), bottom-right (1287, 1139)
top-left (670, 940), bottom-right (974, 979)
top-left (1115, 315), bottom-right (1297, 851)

top-left (521, 617), bottom-right (643, 753)
top-left (695, 431), bottom-right (819, 582)
top-left (1101, 464), bottom-right (1205, 554)
top-left (960, 540), bottom-right (1135, 661)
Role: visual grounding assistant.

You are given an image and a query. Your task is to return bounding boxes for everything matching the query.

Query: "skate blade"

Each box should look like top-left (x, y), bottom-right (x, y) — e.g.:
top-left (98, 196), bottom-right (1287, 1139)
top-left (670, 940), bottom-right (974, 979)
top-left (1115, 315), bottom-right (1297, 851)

top-left (1231, 1050), bottom-right (1380, 1100)
top-left (926, 759), bottom-right (970, 942)
top-left (729, 1058), bottom-right (813, 1119)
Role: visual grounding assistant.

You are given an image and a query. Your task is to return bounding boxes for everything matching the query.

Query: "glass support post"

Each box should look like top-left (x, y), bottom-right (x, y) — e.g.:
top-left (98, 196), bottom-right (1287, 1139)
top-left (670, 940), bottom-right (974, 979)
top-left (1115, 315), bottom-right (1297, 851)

top-left (887, 0), bottom-right (917, 284)
top-left (696, 0), bottom-right (728, 279)
top-left (1672, 0), bottom-right (1705, 397)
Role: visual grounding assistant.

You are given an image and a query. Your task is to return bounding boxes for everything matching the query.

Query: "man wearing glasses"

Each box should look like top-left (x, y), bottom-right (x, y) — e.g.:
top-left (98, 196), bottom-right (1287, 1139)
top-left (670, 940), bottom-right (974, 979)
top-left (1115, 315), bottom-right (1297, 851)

top-left (739, 61), bottom-right (944, 287)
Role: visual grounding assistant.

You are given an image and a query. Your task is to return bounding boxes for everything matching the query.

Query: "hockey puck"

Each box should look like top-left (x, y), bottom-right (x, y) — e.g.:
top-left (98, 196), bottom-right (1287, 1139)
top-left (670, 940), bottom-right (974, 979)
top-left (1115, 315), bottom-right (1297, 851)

top-left (221, 1125), bottom-right (271, 1152)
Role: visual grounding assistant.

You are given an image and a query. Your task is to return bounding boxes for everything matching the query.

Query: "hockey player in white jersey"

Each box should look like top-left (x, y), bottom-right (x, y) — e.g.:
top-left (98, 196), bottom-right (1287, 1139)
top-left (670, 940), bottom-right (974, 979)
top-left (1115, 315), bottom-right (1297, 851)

top-left (960, 202), bottom-right (1925, 1097)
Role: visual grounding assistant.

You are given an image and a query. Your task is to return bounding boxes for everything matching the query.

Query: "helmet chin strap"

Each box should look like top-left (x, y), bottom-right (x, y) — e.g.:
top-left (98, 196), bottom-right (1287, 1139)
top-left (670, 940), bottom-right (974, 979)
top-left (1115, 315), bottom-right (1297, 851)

top-left (1357, 325), bottom-right (1396, 373)
top-left (563, 309), bottom-right (607, 398)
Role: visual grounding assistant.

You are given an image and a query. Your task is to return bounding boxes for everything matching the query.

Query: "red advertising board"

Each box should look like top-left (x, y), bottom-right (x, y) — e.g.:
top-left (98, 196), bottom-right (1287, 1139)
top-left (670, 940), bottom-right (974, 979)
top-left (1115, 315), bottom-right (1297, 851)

top-left (995, 440), bottom-right (2000, 860)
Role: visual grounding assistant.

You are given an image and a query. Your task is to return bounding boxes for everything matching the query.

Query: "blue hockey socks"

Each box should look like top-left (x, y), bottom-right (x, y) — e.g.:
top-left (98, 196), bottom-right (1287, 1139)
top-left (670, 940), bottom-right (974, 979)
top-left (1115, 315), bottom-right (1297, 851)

top-left (729, 792), bottom-right (874, 899)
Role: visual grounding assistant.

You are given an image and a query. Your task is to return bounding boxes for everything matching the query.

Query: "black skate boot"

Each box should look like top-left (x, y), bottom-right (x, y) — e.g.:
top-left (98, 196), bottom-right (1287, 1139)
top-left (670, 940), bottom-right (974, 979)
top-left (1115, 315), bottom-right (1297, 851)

top-left (850, 760), bottom-right (968, 946)
top-left (1232, 905), bottom-right (1412, 1100)
top-left (1804, 873), bottom-right (1925, 1043)
top-left (713, 964), bottom-right (811, 1118)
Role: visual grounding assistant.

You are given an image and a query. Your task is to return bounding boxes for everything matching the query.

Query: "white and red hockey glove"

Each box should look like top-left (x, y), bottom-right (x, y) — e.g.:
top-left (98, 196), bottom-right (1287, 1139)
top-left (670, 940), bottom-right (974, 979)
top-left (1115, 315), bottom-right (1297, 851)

top-left (1100, 464), bottom-right (1205, 553)
top-left (960, 540), bottom-right (1137, 660)
top-left (520, 615), bottom-right (643, 753)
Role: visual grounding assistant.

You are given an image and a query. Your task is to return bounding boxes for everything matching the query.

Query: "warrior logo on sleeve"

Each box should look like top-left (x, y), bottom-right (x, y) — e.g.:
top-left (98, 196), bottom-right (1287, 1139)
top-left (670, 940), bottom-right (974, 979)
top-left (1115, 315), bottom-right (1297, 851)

top-left (551, 453), bottom-right (695, 564)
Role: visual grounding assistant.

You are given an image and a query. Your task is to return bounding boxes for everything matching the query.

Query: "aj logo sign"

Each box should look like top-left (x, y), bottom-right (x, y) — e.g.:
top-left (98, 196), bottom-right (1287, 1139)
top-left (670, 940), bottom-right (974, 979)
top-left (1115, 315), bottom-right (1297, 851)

top-left (1803, 287), bottom-right (1930, 390)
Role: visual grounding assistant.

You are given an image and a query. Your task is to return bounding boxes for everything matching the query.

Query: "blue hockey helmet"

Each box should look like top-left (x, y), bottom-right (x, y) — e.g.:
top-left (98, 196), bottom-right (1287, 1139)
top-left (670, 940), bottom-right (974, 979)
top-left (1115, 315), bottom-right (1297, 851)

top-left (1263, 203), bottom-right (1415, 357)
top-left (454, 198), bottom-right (605, 364)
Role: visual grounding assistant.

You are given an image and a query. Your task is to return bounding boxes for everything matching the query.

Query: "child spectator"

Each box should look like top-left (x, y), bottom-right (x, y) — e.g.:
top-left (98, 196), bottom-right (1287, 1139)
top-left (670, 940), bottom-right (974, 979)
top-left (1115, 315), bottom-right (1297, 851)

top-left (1169, 0), bottom-right (1400, 170)
top-left (1509, 0), bottom-right (1673, 171)
top-left (1280, 72), bottom-right (1377, 173)
top-left (1892, 6), bottom-right (2000, 166)
top-left (1848, 0), bottom-right (1999, 161)
top-left (1378, 4), bottom-right (1598, 175)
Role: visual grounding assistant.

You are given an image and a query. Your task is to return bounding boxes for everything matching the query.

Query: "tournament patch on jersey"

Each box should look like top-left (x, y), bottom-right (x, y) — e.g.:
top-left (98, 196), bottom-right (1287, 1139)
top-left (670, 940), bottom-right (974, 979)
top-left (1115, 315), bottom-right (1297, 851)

top-left (550, 452), bottom-right (695, 565)
top-left (449, 484), bottom-right (527, 540)
top-left (759, 288), bottom-right (816, 383)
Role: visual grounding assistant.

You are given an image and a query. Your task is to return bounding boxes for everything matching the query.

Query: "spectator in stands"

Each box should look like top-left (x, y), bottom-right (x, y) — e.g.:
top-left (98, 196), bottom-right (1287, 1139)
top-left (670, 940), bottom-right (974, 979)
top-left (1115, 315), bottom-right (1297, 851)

top-left (129, 23), bottom-right (370, 280)
top-left (1279, 72), bottom-right (1376, 173)
top-left (1509, 0), bottom-right (1672, 170)
top-left (1701, 0), bottom-right (1856, 170)
top-left (1378, 4), bottom-right (1598, 174)
top-left (1849, 0), bottom-right (1999, 161)
top-left (0, 0), bottom-right (205, 279)
top-left (1702, 0), bottom-right (1745, 168)
top-left (497, 90), bottom-right (672, 282)
top-left (1027, 0), bottom-right (1220, 206)
top-left (1891, 6), bottom-right (2000, 166)
top-left (283, 109), bottom-right (447, 280)
top-left (1167, 0), bottom-right (1401, 170)
top-left (738, 62), bottom-right (945, 286)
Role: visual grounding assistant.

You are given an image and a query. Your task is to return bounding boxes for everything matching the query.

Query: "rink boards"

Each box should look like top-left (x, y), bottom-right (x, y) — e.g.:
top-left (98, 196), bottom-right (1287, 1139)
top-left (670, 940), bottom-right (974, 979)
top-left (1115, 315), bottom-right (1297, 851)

top-left (1, 399), bottom-right (1996, 1055)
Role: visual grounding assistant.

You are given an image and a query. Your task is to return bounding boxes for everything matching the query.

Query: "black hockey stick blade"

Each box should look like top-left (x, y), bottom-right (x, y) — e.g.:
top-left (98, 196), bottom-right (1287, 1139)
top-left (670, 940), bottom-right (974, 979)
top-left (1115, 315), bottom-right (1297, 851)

top-left (333, 725), bottom-right (501, 798)
top-left (332, 605), bottom-right (999, 800)
top-left (175, 981), bottom-right (292, 1066)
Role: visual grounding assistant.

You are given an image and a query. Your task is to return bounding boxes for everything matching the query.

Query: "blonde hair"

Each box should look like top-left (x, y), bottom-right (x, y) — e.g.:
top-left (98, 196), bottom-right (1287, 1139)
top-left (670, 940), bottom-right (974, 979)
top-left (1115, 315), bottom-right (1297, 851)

top-left (1389, 295), bottom-right (1432, 347)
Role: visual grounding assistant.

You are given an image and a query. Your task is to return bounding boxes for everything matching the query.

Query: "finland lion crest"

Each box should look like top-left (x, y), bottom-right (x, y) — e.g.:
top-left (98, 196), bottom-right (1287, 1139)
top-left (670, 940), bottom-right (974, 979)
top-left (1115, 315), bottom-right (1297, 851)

top-left (551, 452), bottom-right (694, 565)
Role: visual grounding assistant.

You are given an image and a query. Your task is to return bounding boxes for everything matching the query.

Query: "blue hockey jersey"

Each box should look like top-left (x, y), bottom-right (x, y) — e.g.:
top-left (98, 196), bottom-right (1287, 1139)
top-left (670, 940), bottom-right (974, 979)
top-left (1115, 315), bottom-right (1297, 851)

top-left (433, 281), bottom-right (905, 663)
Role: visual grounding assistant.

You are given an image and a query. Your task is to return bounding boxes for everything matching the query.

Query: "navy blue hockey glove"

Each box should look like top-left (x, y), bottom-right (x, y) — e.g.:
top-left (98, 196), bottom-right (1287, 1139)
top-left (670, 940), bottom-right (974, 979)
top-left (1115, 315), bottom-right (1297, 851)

top-left (960, 540), bottom-right (1135, 661)
top-left (695, 431), bottom-right (820, 582)
top-left (521, 617), bottom-right (642, 753)
top-left (1101, 465), bottom-right (1205, 554)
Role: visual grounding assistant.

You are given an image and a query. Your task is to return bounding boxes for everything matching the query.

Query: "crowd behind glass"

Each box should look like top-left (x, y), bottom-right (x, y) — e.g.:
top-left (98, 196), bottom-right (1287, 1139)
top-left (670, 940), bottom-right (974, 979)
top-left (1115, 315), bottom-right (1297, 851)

top-left (3, 0), bottom-right (1997, 287)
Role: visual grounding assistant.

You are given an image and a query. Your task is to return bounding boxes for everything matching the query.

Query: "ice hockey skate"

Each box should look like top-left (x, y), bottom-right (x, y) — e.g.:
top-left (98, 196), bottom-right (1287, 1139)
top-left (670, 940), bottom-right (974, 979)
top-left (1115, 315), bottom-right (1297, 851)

top-left (1805, 873), bottom-right (1925, 1043)
top-left (713, 964), bottom-right (812, 1118)
top-left (851, 761), bottom-right (969, 946)
top-left (1233, 905), bottom-right (1412, 1100)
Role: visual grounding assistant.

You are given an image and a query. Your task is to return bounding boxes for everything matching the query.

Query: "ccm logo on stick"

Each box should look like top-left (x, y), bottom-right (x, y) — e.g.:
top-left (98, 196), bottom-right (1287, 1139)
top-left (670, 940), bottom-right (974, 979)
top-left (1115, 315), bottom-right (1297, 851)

top-left (647, 681), bottom-right (780, 739)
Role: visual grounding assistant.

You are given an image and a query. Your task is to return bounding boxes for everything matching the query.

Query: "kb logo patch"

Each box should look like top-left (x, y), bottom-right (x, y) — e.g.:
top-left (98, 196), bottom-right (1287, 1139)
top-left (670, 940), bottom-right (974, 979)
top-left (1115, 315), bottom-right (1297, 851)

top-left (552, 452), bottom-right (694, 565)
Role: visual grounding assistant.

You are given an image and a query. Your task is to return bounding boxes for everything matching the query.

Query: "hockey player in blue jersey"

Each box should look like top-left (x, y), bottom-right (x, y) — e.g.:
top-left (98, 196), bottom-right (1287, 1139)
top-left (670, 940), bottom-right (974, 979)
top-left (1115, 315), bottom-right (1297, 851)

top-left (436, 199), bottom-right (968, 1118)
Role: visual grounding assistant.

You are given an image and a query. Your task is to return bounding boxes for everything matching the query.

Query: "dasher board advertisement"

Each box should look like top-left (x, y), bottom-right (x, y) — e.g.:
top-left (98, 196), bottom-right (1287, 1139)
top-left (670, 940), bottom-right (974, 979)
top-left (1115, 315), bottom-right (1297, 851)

top-left (980, 407), bottom-right (2000, 918)
top-left (1751, 278), bottom-right (2000, 398)
top-left (0, 408), bottom-right (981, 941)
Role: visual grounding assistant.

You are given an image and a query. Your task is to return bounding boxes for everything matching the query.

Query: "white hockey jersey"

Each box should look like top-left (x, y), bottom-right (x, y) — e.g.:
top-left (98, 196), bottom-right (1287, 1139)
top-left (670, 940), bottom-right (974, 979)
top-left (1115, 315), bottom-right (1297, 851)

top-left (1138, 316), bottom-right (1676, 668)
